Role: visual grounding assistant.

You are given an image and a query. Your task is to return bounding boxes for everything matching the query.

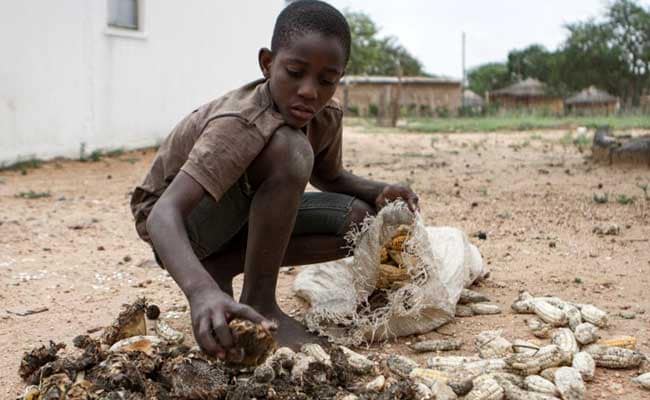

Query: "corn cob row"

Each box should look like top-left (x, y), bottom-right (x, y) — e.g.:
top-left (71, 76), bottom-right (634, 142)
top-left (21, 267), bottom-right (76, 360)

top-left (408, 367), bottom-right (449, 387)
top-left (426, 355), bottom-right (482, 370)
top-left (500, 379), bottom-right (561, 400)
top-left (582, 344), bottom-right (644, 369)
top-left (409, 338), bottom-right (462, 353)
top-left (554, 367), bottom-right (586, 400)
top-left (596, 335), bottom-right (637, 350)
top-left (386, 354), bottom-right (418, 378)
top-left (465, 375), bottom-right (504, 400)
top-left (580, 305), bottom-right (608, 328)
top-left (505, 345), bottom-right (571, 376)
top-left (571, 352), bottom-right (595, 382)
top-left (532, 301), bottom-right (568, 327)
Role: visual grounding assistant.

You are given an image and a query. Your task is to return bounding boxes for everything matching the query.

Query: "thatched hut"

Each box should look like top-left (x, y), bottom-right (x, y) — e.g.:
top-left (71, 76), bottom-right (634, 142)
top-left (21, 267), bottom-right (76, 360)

top-left (334, 75), bottom-right (462, 118)
top-left (565, 86), bottom-right (619, 115)
top-left (462, 89), bottom-right (485, 113)
top-left (488, 78), bottom-right (563, 115)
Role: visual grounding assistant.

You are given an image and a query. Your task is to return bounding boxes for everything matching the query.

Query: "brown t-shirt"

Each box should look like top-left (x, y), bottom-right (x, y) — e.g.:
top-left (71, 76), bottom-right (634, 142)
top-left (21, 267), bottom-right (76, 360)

top-left (130, 78), bottom-right (344, 243)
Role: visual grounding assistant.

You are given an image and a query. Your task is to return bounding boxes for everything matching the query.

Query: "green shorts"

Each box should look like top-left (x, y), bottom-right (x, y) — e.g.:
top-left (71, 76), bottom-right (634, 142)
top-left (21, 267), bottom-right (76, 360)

top-left (180, 176), bottom-right (356, 260)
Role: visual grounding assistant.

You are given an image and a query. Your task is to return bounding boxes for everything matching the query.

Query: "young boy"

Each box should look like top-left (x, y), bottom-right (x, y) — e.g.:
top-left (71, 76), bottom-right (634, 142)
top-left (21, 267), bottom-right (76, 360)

top-left (131, 0), bottom-right (418, 358)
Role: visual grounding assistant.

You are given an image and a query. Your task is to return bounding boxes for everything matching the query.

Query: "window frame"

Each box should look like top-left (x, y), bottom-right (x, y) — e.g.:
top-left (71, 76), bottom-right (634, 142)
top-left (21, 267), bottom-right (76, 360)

top-left (104, 0), bottom-right (147, 40)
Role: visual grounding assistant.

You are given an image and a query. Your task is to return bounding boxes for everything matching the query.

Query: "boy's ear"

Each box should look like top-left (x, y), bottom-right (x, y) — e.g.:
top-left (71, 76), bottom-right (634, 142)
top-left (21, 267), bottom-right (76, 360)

top-left (258, 48), bottom-right (273, 79)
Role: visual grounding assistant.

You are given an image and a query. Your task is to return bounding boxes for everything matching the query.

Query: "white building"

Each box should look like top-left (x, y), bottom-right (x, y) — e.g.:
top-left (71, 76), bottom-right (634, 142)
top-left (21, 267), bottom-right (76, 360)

top-left (0, 0), bottom-right (283, 165)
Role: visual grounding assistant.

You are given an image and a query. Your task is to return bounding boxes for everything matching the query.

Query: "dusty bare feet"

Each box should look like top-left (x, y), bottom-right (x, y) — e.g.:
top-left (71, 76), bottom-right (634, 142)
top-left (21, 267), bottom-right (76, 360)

top-left (245, 303), bottom-right (324, 350)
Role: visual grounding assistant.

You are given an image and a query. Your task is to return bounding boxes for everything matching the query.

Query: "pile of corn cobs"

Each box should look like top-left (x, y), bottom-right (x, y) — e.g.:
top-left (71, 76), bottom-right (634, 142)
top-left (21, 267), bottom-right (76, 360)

top-left (17, 290), bottom-right (650, 400)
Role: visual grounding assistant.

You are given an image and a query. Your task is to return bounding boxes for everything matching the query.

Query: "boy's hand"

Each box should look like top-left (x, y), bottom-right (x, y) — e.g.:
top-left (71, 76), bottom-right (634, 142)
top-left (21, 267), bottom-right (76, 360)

top-left (375, 184), bottom-right (419, 212)
top-left (189, 286), bottom-right (276, 359)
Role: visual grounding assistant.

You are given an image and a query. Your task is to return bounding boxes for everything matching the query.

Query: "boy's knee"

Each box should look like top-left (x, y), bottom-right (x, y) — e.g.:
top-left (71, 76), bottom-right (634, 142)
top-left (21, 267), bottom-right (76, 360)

top-left (257, 126), bottom-right (314, 187)
top-left (345, 199), bottom-right (375, 230)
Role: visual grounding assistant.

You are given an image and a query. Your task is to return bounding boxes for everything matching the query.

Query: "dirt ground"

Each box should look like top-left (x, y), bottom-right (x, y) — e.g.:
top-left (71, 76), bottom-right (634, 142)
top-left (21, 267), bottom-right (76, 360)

top-left (1, 127), bottom-right (649, 399)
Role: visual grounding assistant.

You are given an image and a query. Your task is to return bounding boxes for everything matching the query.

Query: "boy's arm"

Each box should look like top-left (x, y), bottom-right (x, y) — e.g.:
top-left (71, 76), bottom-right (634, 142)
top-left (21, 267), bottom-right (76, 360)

top-left (311, 169), bottom-right (419, 212)
top-left (146, 171), bottom-right (273, 358)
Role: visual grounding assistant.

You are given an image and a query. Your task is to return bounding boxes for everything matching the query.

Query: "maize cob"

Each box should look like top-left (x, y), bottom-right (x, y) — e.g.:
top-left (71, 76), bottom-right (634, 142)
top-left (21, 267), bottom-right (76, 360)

top-left (154, 319), bottom-right (184, 345)
top-left (631, 373), bottom-right (650, 390)
top-left (380, 247), bottom-right (389, 264)
top-left (511, 299), bottom-right (535, 314)
top-left (540, 367), bottom-right (560, 382)
top-left (340, 395), bottom-right (359, 400)
top-left (414, 382), bottom-right (434, 399)
top-left (300, 343), bottom-right (331, 367)
top-left (339, 346), bottom-right (374, 375)
top-left (500, 379), bottom-right (561, 400)
top-left (446, 373), bottom-right (475, 396)
top-left (476, 330), bottom-right (513, 359)
top-left (21, 385), bottom-right (39, 400)
top-left (365, 375), bottom-right (386, 392)
top-left (505, 345), bottom-right (570, 376)
top-left (387, 249), bottom-right (405, 266)
top-left (426, 355), bottom-right (482, 370)
top-left (554, 367), bottom-right (585, 400)
top-left (532, 301), bottom-right (567, 327)
top-left (390, 234), bottom-right (409, 251)
top-left (465, 375), bottom-right (504, 400)
top-left (409, 338), bottom-right (462, 353)
top-left (470, 303), bottom-right (502, 315)
top-left (408, 367), bottom-right (449, 386)
top-left (376, 264), bottom-right (410, 289)
top-left (551, 328), bottom-right (579, 357)
top-left (430, 380), bottom-right (458, 400)
top-left (573, 323), bottom-right (599, 345)
top-left (489, 372), bottom-right (524, 388)
top-left (583, 344), bottom-right (644, 369)
top-left (524, 375), bottom-right (559, 396)
top-left (290, 354), bottom-right (318, 383)
top-left (512, 339), bottom-right (540, 355)
top-left (557, 303), bottom-right (582, 331)
top-left (387, 354), bottom-right (419, 378)
top-left (596, 335), bottom-right (637, 350)
top-left (253, 363), bottom-right (276, 383)
top-left (459, 289), bottom-right (491, 304)
top-left (467, 358), bottom-right (509, 374)
top-left (580, 304), bottom-right (608, 327)
top-left (571, 352), bottom-right (595, 382)
top-left (456, 304), bottom-right (475, 317)
top-left (527, 317), bottom-right (552, 338)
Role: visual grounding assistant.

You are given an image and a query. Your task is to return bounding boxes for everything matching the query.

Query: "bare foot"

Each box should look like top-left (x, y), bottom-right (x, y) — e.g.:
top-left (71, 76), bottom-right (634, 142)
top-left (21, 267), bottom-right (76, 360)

top-left (246, 304), bottom-right (324, 350)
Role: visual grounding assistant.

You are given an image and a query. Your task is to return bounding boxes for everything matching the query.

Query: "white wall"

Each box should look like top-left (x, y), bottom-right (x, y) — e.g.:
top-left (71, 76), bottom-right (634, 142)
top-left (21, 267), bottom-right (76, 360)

top-left (0, 0), bottom-right (283, 165)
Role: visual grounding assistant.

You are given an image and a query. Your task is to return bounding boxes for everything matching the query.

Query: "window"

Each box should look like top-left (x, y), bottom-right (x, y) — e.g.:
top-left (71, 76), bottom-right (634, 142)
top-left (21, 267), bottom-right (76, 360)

top-left (108, 0), bottom-right (139, 30)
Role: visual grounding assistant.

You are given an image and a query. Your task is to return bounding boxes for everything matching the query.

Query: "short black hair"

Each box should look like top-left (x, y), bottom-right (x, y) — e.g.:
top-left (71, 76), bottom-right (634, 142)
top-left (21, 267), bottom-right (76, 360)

top-left (271, 0), bottom-right (351, 63)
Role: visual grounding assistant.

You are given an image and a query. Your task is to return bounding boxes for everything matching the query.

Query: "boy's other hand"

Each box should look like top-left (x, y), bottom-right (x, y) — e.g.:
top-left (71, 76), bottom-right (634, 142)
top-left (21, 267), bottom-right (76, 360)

top-left (375, 184), bottom-right (420, 212)
top-left (189, 286), bottom-right (276, 359)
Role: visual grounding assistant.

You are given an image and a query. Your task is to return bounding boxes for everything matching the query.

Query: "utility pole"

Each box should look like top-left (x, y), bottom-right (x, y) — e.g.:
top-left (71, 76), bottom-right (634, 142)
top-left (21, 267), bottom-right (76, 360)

top-left (462, 32), bottom-right (467, 108)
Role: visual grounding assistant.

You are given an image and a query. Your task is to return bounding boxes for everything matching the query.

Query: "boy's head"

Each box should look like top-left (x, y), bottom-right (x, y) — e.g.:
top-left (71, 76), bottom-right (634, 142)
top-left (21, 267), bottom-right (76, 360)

top-left (260, 0), bottom-right (351, 128)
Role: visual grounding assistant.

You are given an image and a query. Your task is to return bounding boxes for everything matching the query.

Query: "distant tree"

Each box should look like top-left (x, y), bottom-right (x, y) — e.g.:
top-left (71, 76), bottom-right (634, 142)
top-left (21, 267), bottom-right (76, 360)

top-left (345, 11), bottom-right (426, 76)
top-left (467, 63), bottom-right (511, 95)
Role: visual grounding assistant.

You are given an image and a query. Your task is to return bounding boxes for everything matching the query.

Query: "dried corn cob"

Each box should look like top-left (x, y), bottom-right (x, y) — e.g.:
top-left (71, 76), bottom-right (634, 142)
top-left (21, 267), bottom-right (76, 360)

top-left (459, 289), bottom-right (491, 304)
top-left (580, 304), bottom-right (608, 327)
top-left (387, 354), bottom-right (418, 378)
top-left (551, 328), bottom-right (579, 357)
top-left (365, 375), bottom-right (386, 392)
top-left (376, 263), bottom-right (410, 289)
top-left (387, 249), bottom-right (405, 266)
top-left (511, 299), bottom-right (536, 314)
top-left (409, 338), bottom-right (462, 353)
top-left (500, 379), bottom-right (560, 400)
top-left (476, 330), bottom-right (513, 359)
top-left (557, 303), bottom-right (582, 331)
top-left (571, 352), bottom-right (595, 382)
top-left (430, 380), bottom-right (458, 400)
top-left (339, 346), bottom-right (374, 375)
top-left (390, 234), bottom-right (408, 251)
top-left (505, 345), bottom-right (570, 376)
top-left (301, 343), bottom-right (331, 367)
top-left (456, 305), bottom-right (475, 317)
top-left (631, 373), bottom-right (650, 390)
top-left (532, 301), bottom-right (567, 327)
top-left (512, 339), bottom-right (540, 355)
top-left (524, 375), bottom-right (559, 396)
top-left (465, 375), bottom-right (504, 400)
top-left (583, 344), bottom-right (644, 369)
top-left (573, 323), bottom-right (599, 345)
top-left (596, 335), bottom-right (637, 350)
top-left (540, 367), bottom-right (560, 382)
top-left (554, 367), bottom-right (585, 400)
top-left (527, 317), bottom-right (552, 339)
top-left (414, 382), bottom-right (433, 399)
top-left (470, 303), bottom-right (502, 315)
top-left (426, 355), bottom-right (482, 370)
top-left (380, 247), bottom-right (389, 264)
top-left (408, 368), bottom-right (449, 386)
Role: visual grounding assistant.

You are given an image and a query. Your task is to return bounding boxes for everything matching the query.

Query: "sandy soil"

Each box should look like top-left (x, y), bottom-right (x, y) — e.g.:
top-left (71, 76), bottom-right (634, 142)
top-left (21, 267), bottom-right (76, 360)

top-left (1, 127), bottom-right (649, 399)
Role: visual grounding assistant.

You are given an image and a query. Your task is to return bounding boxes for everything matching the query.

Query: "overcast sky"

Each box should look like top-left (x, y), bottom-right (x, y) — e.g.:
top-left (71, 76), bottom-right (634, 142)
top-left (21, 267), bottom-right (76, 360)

top-left (327, 0), bottom-right (650, 79)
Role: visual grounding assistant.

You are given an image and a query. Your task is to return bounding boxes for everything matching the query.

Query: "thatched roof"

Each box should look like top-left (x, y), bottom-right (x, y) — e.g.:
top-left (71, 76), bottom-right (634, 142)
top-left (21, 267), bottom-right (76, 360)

top-left (565, 86), bottom-right (617, 105)
top-left (341, 75), bottom-right (460, 85)
top-left (463, 89), bottom-right (484, 107)
top-left (491, 78), bottom-right (548, 97)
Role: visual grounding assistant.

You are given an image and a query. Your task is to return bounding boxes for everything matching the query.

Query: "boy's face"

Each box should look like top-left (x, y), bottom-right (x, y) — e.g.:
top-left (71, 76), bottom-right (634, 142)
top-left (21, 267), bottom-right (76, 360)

top-left (259, 32), bottom-right (346, 128)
